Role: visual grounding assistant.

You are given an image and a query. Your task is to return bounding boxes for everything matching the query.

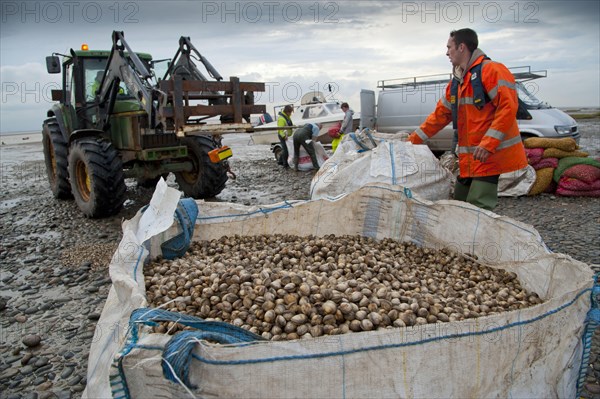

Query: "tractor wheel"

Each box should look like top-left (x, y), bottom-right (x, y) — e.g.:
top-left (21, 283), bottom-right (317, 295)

top-left (68, 139), bottom-right (126, 218)
top-left (42, 118), bottom-right (72, 199)
top-left (175, 135), bottom-right (228, 198)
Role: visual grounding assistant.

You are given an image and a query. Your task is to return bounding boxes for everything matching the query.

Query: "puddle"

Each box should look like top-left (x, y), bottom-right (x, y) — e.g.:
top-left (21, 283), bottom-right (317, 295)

top-left (0, 197), bottom-right (27, 209)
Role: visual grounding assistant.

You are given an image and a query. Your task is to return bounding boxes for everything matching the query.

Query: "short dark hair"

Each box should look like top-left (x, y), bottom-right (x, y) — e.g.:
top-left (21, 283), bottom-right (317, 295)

top-left (450, 29), bottom-right (478, 52)
top-left (341, 102), bottom-right (349, 108)
top-left (283, 105), bottom-right (293, 113)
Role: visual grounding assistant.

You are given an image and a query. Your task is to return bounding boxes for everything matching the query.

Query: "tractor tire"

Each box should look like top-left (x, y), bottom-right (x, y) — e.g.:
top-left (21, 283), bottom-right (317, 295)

top-left (68, 138), bottom-right (126, 218)
top-left (42, 118), bottom-right (72, 199)
top-left (175, 135), bottom-right (228, 198)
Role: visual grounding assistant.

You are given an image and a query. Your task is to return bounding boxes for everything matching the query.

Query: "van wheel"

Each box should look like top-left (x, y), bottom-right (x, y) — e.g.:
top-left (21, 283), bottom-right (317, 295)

top-left (520, 133), bottom-right (536, 144)
top-left (273, 145), bottom-right (283, 161)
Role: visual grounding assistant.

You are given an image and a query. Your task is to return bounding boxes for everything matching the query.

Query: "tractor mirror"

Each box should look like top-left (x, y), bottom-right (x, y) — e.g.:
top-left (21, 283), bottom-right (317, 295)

top-left (46, 56), bottom-right (61, 74)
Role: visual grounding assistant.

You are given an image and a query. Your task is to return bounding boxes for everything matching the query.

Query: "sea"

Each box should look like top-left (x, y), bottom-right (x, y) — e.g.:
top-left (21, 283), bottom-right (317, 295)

top-left (0, 131), bottom-right (42, 146)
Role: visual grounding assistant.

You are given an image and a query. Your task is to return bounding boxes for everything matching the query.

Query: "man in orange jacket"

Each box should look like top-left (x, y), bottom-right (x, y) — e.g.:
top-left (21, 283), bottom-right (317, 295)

top-left (408, 28), bottom-right (527, 210)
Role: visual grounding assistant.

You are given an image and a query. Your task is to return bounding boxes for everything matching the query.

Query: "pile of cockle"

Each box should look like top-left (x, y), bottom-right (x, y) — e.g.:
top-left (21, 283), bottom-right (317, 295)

top-left (144, 234), bottom-right (543, 340)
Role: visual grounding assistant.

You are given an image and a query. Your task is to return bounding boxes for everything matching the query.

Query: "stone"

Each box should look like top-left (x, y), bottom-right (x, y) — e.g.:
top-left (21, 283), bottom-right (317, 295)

top-left (5, 355), bottom-right (21, 364)
top-left (24, 256), bottom-right (42, 264)
top-left (36, 364), bottom-right (53, 375)
top-left (34, 357), bottom-right (49, 368)
top-left (40, 303), bottom-right (53, 311)
top-left (37, 381), bottom-right (53, 391)
top-left (55, 390), bottom-right (72, 399)
top-left (33, 376), bottom-right (46, 385)
top-left (23, 306), bottom-right (39, 314)
top-left (71, 385), bottom-right (85, 392)
top-left (585, 382), bottom-right (600, 394)
top-left (21, 353), bottom-right (34, 365)
top-left (0, 368), bottom-right (19, 380)
top-left (15, 314), bottom-right (28, 323)
top-left (20, 365), bottom-right (34, 375)
top-left (67, 374), bottom-right (82, 386)
top-left (22, 334), bottom-right (42, 347)
top-left (59, 367), bottom-right (73, 379)
top-left (87, 313), bottom-right (101, 321)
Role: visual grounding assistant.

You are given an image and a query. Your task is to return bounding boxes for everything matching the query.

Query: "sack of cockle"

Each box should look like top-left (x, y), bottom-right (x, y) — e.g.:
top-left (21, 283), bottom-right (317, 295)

top-left (84, 182), bottom-right (594, 399)
top-left (311, 134), bottom-right (452, 201)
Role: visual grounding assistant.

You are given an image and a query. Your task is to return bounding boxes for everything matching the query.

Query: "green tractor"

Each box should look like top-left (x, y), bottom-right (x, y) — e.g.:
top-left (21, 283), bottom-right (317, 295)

top-left (43, 31), bottom-right (265, 218)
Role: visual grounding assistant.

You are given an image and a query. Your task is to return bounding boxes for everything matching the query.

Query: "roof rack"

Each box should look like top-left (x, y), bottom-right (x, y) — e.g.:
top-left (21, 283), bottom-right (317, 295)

top-left (378, 66), bottom-right (547, 89)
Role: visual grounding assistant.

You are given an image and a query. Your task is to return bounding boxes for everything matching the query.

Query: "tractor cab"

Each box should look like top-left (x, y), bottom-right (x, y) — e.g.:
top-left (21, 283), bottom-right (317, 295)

top-left (46, 46), bottom-right (151, 134)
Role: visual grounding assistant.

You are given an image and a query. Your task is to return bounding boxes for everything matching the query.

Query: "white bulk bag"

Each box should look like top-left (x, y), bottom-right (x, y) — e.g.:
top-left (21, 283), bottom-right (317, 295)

top-left (310, 133), bottom-right (452, 201)
top-left (285, 139), bottom-right (328, 171)
top-left (84, 181), bottom-right (594, 399)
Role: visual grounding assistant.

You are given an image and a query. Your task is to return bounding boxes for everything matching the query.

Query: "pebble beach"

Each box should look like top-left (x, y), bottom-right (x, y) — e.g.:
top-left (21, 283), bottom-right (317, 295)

top-left (0, 119), bottom-right (598, 398)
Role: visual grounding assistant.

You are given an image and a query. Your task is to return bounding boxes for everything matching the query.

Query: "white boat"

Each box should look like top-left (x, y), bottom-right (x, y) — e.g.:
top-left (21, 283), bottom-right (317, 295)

top-left (251, 92), bottom-right (360, 145)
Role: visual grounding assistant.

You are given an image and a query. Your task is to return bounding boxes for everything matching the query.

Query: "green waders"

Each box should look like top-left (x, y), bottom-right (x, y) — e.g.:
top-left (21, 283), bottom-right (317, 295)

top-left (454, 175), bottom-right (500, 211)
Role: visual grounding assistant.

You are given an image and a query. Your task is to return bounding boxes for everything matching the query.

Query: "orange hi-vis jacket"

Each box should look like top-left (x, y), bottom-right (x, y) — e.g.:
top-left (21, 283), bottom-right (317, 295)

top-left (409, 53), bottom-right (528, 178)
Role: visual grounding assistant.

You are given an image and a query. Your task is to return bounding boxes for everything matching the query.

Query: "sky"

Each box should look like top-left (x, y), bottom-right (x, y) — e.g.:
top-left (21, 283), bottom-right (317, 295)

top-left (1, 0), bottom-right (599, 133)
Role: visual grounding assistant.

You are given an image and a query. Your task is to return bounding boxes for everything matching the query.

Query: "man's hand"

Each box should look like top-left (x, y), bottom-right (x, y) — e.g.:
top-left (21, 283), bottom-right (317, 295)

top-left (473, 146), bottom-right (491, 162)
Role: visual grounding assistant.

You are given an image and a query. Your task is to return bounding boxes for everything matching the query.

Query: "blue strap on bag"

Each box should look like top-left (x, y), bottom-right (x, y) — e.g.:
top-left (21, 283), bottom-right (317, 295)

top-left (128, 308), bottom-right (263, 390)
top-left (576, 274), bottom-right (600, 396)
top-left (160, 198), bottom-right (199, 260)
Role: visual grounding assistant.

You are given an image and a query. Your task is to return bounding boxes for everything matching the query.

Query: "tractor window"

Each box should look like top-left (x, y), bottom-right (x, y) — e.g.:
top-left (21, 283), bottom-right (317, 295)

top-left (65, 63), bottom-right (74, 106)
top-left (83, 58), bottom-right (131, 102)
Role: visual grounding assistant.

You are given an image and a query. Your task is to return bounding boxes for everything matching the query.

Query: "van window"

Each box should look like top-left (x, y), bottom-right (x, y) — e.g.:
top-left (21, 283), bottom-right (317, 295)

top-left (516, 81), bottom-right (549, 109)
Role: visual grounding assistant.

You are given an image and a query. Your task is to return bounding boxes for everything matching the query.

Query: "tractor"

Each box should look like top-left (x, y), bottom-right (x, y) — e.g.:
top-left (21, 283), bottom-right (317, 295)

top-left (43, 31), bottom-right (265, 217)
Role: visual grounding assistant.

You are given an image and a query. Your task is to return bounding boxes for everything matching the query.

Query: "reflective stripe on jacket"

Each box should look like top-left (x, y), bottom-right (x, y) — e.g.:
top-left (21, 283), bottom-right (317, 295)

top-left (409, 54), bottom-right (527, 178)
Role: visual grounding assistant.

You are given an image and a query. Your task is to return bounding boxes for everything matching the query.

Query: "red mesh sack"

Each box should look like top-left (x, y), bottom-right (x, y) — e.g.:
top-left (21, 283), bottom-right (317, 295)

top-left (561, 164), bottom-right (600, 183)
top-left (328, 123), bottom-right (342, 139)
top-left (525, 148), bottom-right (544, 165)
top-left (556, 187), bottom-right (600, 197)
top-left (531, 157), bottom-right (559, 170)
top-left (558, 177), bottom-right (600, 192)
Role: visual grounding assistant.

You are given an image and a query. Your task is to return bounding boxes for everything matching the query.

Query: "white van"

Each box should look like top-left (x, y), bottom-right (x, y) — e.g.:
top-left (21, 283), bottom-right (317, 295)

top-left (360, 67), bottom-right (579, 152)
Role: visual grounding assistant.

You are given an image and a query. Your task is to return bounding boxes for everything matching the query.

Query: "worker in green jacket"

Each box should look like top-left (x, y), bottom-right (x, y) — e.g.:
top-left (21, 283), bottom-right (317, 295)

top-left (277, 105), bottom-right (294, 168)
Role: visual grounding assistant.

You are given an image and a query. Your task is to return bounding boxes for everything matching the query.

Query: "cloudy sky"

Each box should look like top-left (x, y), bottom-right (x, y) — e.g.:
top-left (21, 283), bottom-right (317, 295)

top-left (1, 0), bottom-right (599, 133)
